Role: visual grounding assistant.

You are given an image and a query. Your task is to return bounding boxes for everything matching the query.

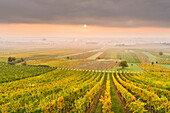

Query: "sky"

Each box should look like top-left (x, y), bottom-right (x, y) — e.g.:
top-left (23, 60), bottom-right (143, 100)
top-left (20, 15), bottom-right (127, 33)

top-left (0, 0), bottom-right (170, 40)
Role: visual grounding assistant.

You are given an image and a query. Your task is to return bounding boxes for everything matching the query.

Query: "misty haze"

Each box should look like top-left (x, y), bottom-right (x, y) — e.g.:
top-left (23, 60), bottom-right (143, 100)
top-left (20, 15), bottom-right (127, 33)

top-left (0, 0), bottom-right (169, 113)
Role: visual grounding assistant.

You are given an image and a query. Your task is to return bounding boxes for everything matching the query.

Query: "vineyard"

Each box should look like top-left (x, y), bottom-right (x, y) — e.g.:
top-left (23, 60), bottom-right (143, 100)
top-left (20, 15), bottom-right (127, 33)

top-left (0, 66), bottom-right (170, 112)
top-left (0, 65), bottom-right (55, 83)
top-left (1, 0), bottom-right (170, 111)
top-left (73, 60), bottom-right (119, 70)
top-left (69, 51), bottom-right (99, 59)
top-left (0, 44), bottom-right (170, 113)
top-left (117, 51), bottom-right (141, 63)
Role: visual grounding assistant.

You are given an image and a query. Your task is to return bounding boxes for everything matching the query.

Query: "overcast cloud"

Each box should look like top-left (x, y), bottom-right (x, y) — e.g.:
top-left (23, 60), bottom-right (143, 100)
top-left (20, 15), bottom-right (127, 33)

top-left (0, 0), bottom-right (170, 27)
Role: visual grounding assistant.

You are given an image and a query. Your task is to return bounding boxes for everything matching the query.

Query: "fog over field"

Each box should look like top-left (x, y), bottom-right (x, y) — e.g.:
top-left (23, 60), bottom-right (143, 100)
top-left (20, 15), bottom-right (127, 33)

top-left (0, 1), bottom-right (170, 113)
top-left (0, 36), bottom-right (169, 46)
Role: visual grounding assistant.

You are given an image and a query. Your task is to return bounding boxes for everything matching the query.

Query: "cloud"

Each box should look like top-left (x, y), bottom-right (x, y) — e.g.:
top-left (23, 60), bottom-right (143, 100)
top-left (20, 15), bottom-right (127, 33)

top-left (0, 0), bottom-right (170, 27)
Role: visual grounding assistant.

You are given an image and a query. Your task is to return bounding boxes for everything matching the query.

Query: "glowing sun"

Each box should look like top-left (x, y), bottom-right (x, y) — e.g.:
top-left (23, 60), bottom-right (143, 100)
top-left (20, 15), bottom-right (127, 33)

top-left (83, 24), bottom-right (87, 28)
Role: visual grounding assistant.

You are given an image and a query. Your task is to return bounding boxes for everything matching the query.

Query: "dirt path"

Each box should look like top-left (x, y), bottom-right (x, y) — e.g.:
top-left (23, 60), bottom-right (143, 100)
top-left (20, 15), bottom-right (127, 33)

top-left (86, 73), bottom-right (107, 113)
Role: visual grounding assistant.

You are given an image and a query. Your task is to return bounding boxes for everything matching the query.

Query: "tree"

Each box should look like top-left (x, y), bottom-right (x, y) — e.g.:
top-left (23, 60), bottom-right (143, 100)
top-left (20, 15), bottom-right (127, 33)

top-left (159, 51), bottom-right (163, 56)
top-left (119, 61), bottom-right (128, 69)
top-left (12, 57), bottom-right (16, 61)
top-left (8, 57), bottom-right (16, 65)
top-left (8, 57), bottom-right (13, 62)
top-left (8, 57), bottom-right (16, 63)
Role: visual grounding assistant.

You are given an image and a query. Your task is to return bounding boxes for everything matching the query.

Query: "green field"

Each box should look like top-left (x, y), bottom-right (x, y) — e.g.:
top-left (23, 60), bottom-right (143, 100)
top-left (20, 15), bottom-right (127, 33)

top-left (120, 63), bottom-right (144, 72)
top-left (110, 63), bottom-right (144, 72)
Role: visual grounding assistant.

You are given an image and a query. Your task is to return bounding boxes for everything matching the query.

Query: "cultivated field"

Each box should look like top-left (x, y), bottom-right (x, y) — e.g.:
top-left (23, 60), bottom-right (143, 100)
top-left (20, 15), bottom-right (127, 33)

top-left (0, 44), bottom-right (169, 113)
